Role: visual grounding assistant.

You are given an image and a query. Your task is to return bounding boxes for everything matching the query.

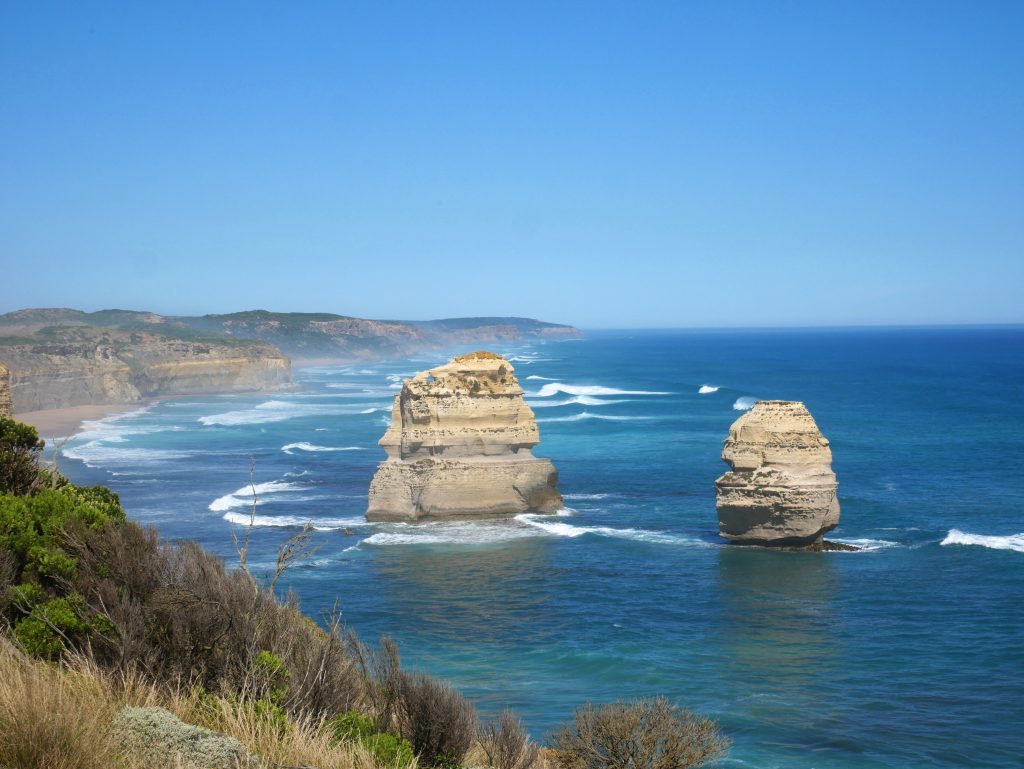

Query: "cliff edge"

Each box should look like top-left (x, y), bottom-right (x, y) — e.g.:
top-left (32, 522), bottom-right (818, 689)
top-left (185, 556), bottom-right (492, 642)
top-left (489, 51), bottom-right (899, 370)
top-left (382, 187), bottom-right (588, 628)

top-left (715, 400), bottom-right (841, 547)
top-left (366, 351), bottom-right (562, 521)
top-left (0, 362), bottom-right (12, 417)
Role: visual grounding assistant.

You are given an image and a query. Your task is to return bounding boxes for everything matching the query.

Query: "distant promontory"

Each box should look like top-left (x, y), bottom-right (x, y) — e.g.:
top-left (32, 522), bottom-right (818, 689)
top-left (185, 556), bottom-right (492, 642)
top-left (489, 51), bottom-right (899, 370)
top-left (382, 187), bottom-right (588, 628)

top-left (0, 308), bottom-right (581, 414)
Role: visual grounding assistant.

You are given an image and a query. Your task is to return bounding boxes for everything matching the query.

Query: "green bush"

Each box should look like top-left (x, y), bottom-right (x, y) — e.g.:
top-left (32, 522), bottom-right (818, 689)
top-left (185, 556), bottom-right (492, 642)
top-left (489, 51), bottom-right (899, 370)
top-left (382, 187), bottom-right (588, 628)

top-left (12, 595), bottom-right (91, 658)
top-left (0, 418), bottom-right (46, 495)
top-left (0, 486), bottom-right (125, 587)
top-left (330, 710), bottom-right (415, 767)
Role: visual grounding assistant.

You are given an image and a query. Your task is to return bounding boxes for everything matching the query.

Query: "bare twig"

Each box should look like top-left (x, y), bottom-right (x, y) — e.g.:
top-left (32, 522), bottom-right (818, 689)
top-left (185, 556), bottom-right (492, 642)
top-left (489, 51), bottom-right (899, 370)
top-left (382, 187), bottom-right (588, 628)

top-left (231, 456), bottom-right (258, 588)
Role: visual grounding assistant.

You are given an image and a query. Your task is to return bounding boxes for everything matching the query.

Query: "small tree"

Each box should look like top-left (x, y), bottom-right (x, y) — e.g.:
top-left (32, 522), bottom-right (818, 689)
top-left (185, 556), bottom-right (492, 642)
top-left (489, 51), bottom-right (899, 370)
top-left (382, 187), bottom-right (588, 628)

top-left (547, 698), bottom-right (729, 769)
top-left (395, 671), bottom-right (477, 767)
top-left (0, 417), bottom-right (46, 495)
top-left (479, 709), bottom-right (538, 769)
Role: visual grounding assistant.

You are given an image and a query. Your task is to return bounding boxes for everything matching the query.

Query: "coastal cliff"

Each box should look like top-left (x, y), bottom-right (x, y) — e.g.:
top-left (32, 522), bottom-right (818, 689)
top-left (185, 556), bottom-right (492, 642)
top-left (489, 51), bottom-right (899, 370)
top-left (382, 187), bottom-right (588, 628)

top-left (0, 309), bottom-right (580, 413)
top-left (0, 362), bottom-right (12, 417)
top-left (180, 311), bottom-right (582, 362)
top-left (715, 400), bottom-right (841, 547)
top-left (0, 326), bottom-right (290, 413)
top-left (367, 351), bottom-right (562, 521)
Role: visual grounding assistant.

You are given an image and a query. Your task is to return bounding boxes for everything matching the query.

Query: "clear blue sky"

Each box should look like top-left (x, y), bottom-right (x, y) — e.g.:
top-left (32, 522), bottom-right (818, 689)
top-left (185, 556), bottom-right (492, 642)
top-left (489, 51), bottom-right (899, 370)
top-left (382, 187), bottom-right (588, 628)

top-left (1, 2), bottom-right (1021, 328)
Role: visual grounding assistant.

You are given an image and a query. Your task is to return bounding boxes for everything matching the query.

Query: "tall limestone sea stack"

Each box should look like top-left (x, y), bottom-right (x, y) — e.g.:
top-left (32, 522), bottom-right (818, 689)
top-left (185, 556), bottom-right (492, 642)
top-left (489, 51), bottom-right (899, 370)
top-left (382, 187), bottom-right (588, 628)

top-left (715, 400), bottom-right (847, 549)
top-left (366, 351), bottom-right (562, 522)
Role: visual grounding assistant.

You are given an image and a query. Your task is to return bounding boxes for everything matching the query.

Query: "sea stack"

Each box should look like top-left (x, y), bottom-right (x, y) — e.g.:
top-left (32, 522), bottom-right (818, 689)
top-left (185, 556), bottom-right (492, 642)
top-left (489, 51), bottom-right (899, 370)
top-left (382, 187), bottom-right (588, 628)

top-left (715, 400), bottom-right (841, 548)
top-left (366, 351), bottom-right (562, 522)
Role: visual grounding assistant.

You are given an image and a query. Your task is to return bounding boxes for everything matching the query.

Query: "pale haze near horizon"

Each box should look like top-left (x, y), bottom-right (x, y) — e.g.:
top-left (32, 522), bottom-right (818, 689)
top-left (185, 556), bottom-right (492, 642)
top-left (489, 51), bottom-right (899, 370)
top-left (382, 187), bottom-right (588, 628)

top-left (1, 3), bottom-right (1022, 329)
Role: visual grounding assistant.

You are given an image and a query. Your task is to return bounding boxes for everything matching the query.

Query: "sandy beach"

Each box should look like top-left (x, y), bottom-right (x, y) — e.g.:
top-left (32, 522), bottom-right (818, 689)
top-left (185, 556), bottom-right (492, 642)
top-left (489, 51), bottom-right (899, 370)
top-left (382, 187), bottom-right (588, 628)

top-left (14, 403), bottom-right (146, 441)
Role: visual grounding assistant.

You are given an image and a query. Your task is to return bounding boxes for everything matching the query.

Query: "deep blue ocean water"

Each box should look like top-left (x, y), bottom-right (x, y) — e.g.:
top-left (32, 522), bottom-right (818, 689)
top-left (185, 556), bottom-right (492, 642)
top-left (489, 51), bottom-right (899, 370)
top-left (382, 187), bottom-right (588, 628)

top-left (57, 328), bottom-right (1024, 769)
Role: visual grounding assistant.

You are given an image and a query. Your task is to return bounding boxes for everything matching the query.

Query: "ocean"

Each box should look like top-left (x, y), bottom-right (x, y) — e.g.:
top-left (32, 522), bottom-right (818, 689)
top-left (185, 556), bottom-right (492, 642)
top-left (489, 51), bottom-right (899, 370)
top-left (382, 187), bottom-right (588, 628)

top-left (57, 327), bottom-right (1024, 769)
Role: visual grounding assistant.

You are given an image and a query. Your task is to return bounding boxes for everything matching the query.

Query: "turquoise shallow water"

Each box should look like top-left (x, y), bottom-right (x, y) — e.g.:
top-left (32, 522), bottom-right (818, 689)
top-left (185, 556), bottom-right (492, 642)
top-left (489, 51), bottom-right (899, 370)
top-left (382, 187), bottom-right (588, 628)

top-left (59, 328), bottom-right (1024, 768)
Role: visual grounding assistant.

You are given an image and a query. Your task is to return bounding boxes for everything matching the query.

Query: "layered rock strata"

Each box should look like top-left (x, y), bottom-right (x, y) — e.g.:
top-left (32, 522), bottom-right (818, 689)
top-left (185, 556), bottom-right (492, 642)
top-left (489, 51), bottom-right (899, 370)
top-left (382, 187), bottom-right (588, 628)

top-left (2, 335), bottom-right (291, 413)
top-left (366, 352), bottom-right (562, 521)
top-left (715, 400), bottom-right (841, 547)
top-left (0, 362), bottom-right (12, 417)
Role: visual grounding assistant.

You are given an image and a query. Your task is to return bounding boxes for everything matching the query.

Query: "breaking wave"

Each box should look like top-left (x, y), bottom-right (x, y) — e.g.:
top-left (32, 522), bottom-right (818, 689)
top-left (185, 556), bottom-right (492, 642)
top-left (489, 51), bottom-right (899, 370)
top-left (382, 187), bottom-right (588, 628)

top-left (526, 375), bottom-right (557, 381)
top-left (563, 493), bottom-right (611, 500)
top-left (698, 385), bottom-right (720, 394)
top-left (537, 412), bottom-right (652, 423)
top-left (527, 395), bottom-right (627, 408)
top-left (361, 521), bottom-right (539, 547)
top-left (281, 442), bottom-right (363, 455)
top-left (222, 511), bottom-right (368, 531)
top-left (199, 400), bottom-right (371, 427)
top-left (515, 514), bottom-right (711, 546)
top-left (829, 537), bottom-right (900, 552)
top-left (733, 396), bottom-right (757, 411)
top-left (534, 383), bottom-right (669, 397)
top-left (208, 480), bottom-right (306, 512)
top-left (941, 529), bottom-right (1024, 553)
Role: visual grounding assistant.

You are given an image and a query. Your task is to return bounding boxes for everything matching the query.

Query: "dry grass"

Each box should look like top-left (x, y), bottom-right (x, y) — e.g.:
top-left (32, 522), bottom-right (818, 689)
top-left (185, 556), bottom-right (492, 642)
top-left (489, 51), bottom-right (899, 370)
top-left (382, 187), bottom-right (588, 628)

top-left (0, 640), bottom-right (407, 769)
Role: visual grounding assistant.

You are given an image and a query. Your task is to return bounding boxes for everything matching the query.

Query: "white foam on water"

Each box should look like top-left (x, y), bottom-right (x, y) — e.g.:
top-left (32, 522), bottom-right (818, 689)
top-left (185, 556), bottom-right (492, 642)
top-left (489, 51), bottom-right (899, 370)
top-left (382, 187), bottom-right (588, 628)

top-left (563, 493), bottom-right (611, 500)
top-left (281, 442), bottom-right (363, 455)
top-left (698, 385), bottom-right (720, 394)
top-left (361, 521), bottom-right (540, 547)
top-left (527, 395), bottom-right (627, 408)
top-left (222, 511), bottom-right (369, 531)
top-left (515, 514), bottom-right (710, 546)
top-left (63, 443), bottom-right (194, 466)
top-left (526, 375), bottom-right (557, 381)
top-left (199, 400), bottom-right (372, 426)
top-left (537, 412), bottom-right (652, 423)
top-left (830, 537), bottom-right (900, 552)
top-left (733, 396), bottom-right (757, 411)
top-left (941, 529), bottom-right (1024, 553)
top-left (208, 480), bottom-right (307, 512)
top-left (534, 383), bottom-right (670, 397)
top-left (61, 407), bottom-right (195, 467)
top-left (360, 407), bottom-right (381, 414)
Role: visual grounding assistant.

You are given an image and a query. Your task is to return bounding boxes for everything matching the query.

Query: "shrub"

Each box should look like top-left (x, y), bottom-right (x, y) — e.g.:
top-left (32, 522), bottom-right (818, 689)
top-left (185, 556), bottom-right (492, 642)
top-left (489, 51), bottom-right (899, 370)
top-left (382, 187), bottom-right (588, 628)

top-left (0, 417), bottom-right (46, 495)
top-left (479, 709), bottom-right (538, 769)
top-left (112, 705), bottom-right (251, 769)
top-left (331, 709), bottom-right (416, 767)
top-left (12, 595), bottom-right (91, 658)
top-left (395, 671), bottom-right (477, 767)
top-left (66, 519), bottom-right (365, 716)
top-left (547, 698), bottom-right (729, 769)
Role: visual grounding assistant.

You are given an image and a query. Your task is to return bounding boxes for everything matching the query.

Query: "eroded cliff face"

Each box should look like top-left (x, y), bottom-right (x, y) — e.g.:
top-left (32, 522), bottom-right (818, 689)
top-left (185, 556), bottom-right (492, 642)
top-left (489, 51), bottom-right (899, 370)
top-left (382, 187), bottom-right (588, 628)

top-left (367, 351), bottom-right (562, 521)
top-left (0, 362), bottom-right (12, 417)
top-left (715, 400), bottom-right (840, 546)
top-left (3, 334), bottom-right (291, 413)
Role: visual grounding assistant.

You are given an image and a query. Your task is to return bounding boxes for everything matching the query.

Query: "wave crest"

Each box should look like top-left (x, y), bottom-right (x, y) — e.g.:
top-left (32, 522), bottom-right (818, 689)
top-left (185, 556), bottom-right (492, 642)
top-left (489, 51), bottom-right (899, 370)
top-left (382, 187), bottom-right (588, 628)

top-left (223, 511), bottom-right (368, 531)
top-left (281, 442), bottom-right (363, 455)
top-left (941, 529), bottom-right (1024, 553)
top-left (534, 383), bottom-right (669, 397)
top-left (733, 396), bottom-right (757, 411)
top-left (537, 412), bottom-right (652, 424)
top-left (698, 385), bottom-right (720, 394)
top-left (209, 480), bottom-right (306, 512)
top-left (515, 514), bottom-right (710, 546)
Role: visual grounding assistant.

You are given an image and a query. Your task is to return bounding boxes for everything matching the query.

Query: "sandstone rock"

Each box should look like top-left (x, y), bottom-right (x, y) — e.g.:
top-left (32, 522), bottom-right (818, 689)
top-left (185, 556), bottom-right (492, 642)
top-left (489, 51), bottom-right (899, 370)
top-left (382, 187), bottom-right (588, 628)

top-left (112, 706), bottom-right (252, 768)
top-left (1, 335), bottom-right (291, 412)
top-left (367, 352), bottom-right (562, 521)
top-left (0, 362), bottom-right (12, 417)
top-left (715, 400), bottom-right (840, 547)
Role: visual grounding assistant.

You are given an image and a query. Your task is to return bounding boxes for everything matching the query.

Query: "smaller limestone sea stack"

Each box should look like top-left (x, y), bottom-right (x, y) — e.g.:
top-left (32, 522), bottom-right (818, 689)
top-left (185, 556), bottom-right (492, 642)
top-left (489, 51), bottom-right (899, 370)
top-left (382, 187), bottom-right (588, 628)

top-left (366, 351), bottom-right (562, 522)
top-left (716, 400), bottom-right (850, 550)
